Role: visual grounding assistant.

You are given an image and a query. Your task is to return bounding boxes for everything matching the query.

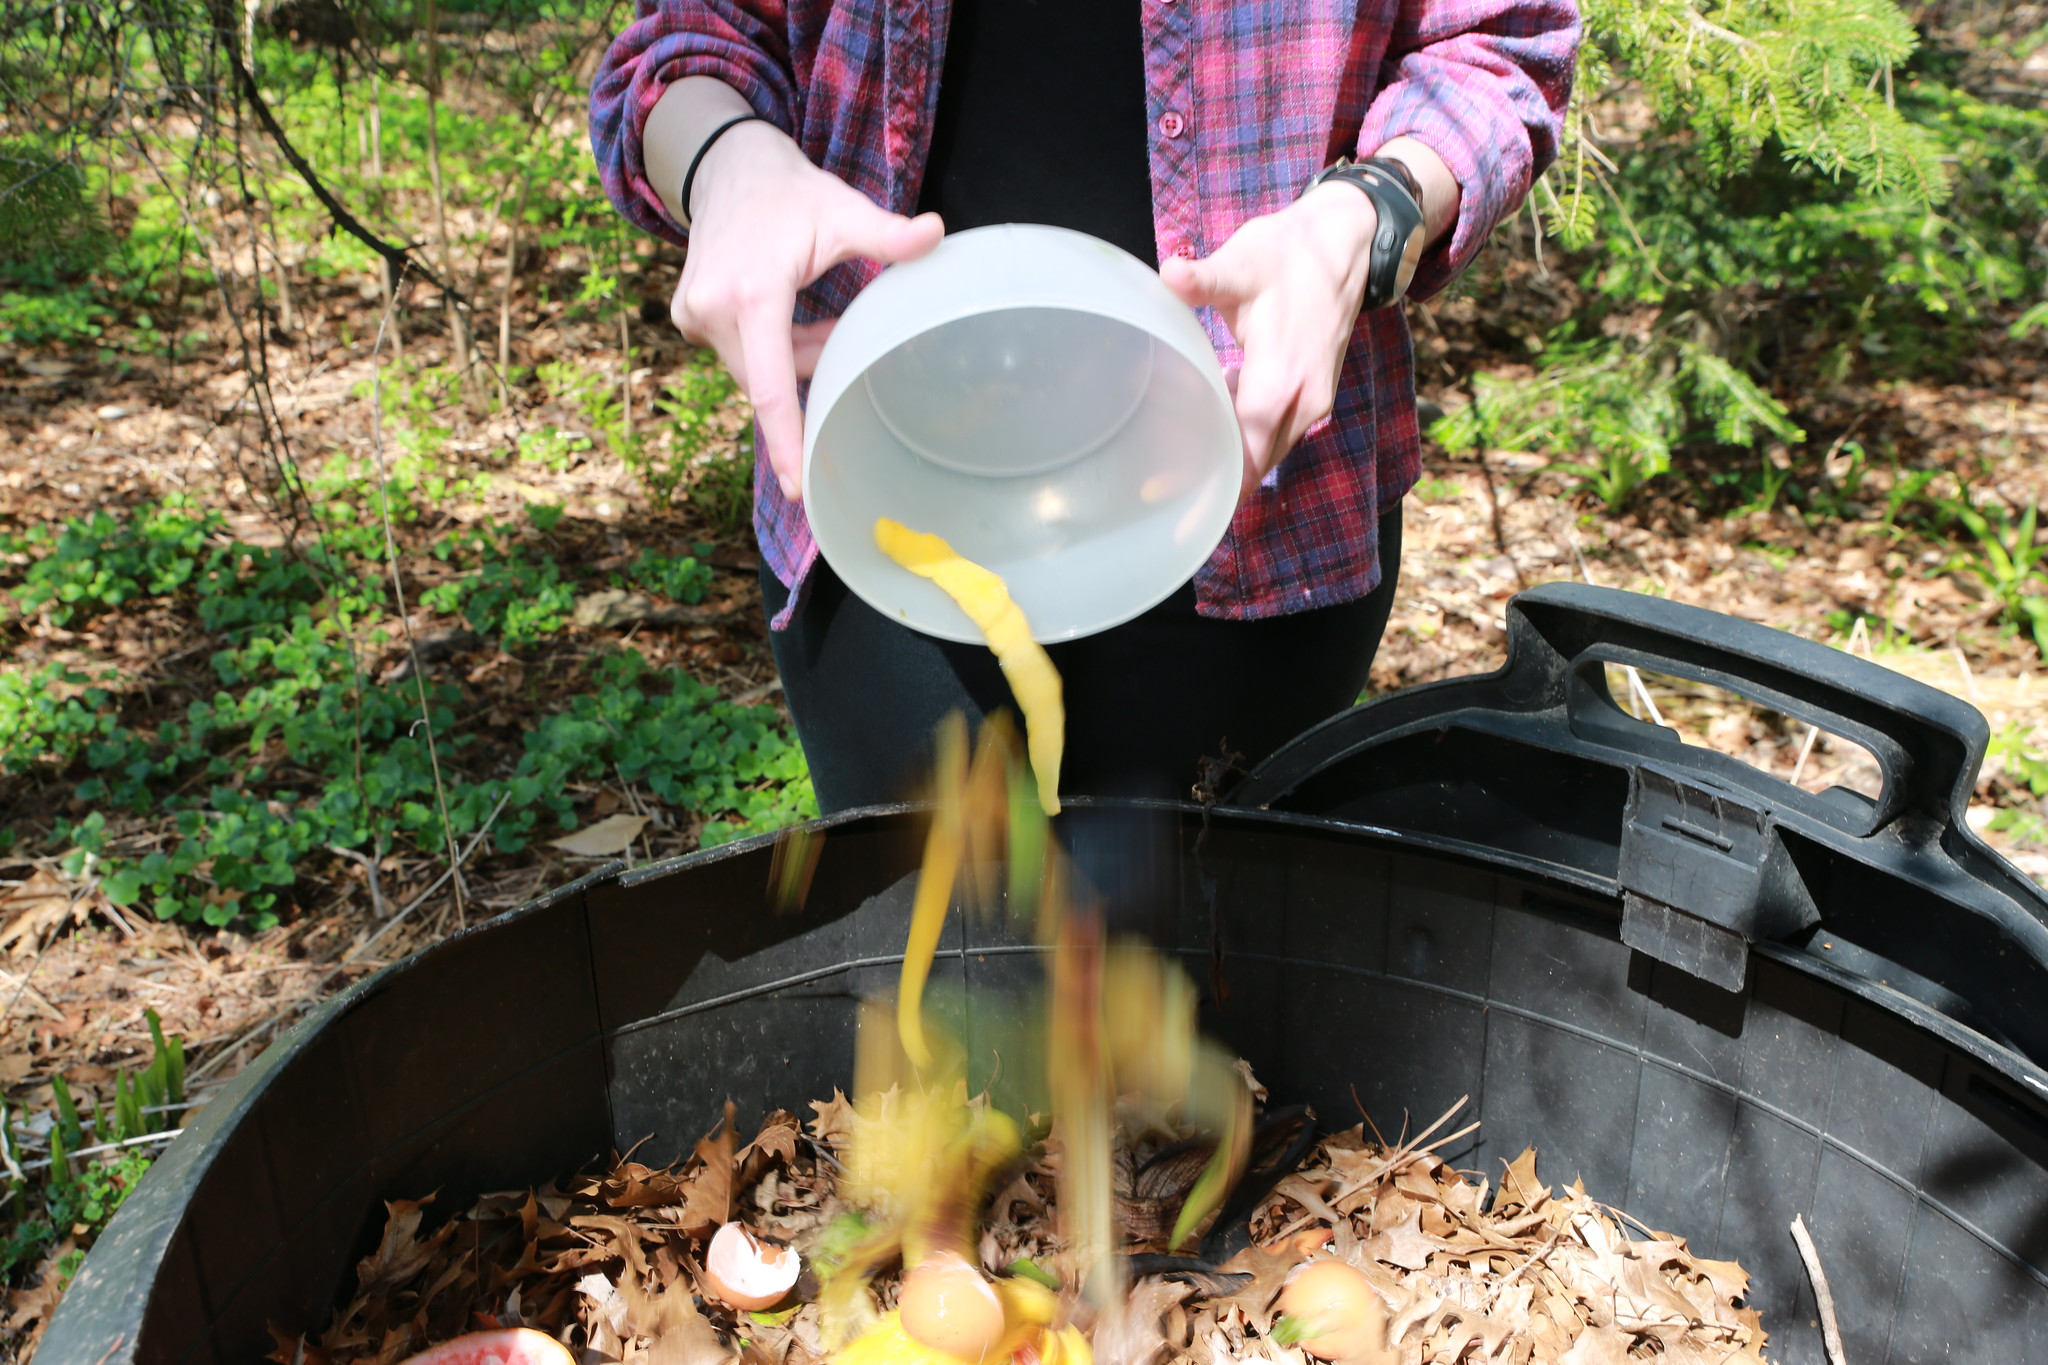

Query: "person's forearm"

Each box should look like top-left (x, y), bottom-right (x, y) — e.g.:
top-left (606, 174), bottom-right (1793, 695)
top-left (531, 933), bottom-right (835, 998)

top-left (643, 76), bottom-right (759, 225)
top-left (1372, 136), bottom-right (1462, 247)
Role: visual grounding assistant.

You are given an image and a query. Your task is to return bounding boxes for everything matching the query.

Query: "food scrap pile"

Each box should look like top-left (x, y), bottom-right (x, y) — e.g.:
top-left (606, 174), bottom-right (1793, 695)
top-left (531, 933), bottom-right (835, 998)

top-left (274, 532), bottom-right (1770, 1365)
top-left (277, 1093), bottom-right (1769, 1365)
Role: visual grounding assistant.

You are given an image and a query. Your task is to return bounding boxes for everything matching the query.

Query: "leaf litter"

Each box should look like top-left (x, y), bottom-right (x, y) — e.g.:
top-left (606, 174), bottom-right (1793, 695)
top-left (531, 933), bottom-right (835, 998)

top-left (274, 721), bottom-right (1769, 1365)
top-left (274, 1092), bottom-right (1768, 1365)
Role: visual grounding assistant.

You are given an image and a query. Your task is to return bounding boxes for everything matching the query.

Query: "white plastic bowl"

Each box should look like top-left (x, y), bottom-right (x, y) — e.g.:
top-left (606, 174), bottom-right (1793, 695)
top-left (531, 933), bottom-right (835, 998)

top-left (802, 224), bottom-right (1241, 644)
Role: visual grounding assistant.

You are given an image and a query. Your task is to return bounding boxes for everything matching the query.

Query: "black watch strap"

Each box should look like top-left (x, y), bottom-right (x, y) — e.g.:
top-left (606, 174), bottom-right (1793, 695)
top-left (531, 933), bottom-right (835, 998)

top-left (1307, 156), bottom-right (1428, 310)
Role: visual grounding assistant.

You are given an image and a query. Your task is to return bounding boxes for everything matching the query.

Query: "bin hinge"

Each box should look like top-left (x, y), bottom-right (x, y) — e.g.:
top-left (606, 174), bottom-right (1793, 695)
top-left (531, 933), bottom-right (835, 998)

top-left (1617, 765), bottom-right (1819, 991)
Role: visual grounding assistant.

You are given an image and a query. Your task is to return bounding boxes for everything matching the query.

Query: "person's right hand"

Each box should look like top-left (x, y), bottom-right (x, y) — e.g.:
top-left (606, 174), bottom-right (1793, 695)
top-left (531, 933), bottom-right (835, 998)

top-left (671, 122), bottom-right (943, 501)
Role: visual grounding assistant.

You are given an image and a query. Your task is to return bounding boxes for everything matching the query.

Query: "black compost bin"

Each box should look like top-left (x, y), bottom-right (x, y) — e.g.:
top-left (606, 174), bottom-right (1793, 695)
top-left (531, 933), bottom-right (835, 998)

top-left (40, 584), bottom-right (2048, 1365)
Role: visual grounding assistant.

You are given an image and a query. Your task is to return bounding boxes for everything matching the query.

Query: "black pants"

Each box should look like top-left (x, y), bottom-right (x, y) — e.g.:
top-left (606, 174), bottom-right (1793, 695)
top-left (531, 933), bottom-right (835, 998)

top-left (763, 505), bottom-right (1402, 812)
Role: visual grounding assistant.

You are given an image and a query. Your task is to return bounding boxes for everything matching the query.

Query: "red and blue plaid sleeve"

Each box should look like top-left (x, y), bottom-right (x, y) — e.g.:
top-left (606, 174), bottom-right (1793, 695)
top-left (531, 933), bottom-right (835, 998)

top-left (589, 0), bottom-right (800, 249)
top-left (1357, 0), bottom-right (1580, 300)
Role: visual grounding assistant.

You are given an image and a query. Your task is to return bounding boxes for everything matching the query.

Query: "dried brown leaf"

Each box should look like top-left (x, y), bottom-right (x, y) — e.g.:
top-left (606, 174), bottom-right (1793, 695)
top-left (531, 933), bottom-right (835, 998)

top-left (0, 869), bottom-right (82, 956)
top-left (1092, 1277), bottom-right (1194, 1365)
top-left (1555, 1323), bottom-right (1632, 1365)
top-left (743, 1110), bottom-right (803, 1167)
top-left (1688, 1252), bottom-right (1751, 1304)
top-left (548, 813), bottom-right (649, 856)
top-left (604, 1162), bottom-right (693, 1210)
top-left (572, 1214), bottom-right (654, 1281)
top-left (1268, 1173), bottom-right (1343, 1230)
top-left (1361, 1206), bottom-right (1437, 1272)
top-left (808, 1090), bottom-right (857, 1143)
top-left (1215, 1240), bottom-right (1304, 1332)
top-left (6, 1234), bottom-right (75, 1345)
top-left (370, 1322), bottom-right (418, 1365)
top-left (1496, 1148), bottom-right (1547, 1212)
top-left (679, 1106), bottom-right (738, 1238)
top-left (356, 1197), bottom-right (453, 1296)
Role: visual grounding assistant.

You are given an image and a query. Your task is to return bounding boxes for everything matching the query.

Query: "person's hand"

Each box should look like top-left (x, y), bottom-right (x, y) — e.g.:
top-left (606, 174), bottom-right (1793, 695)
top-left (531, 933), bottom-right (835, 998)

top-left (671, 122), bottom-right (943, 500)
top-left (1160, 183), bottom-right (1378, 501)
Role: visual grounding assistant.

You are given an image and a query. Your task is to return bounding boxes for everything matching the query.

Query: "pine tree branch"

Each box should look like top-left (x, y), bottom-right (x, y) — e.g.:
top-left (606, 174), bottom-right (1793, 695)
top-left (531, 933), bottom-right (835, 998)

top-left (232, 59), bottom-right (462, 303)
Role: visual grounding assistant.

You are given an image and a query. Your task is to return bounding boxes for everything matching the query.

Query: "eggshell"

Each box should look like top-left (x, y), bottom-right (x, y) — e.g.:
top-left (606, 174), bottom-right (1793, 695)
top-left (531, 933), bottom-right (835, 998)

top-left (898, 1252), bottom-right (1008, 1361)
top-left (1278, 1259), bottom-right (1389, 1362)
top-left (702, 1221), bottom-right (802, 1312)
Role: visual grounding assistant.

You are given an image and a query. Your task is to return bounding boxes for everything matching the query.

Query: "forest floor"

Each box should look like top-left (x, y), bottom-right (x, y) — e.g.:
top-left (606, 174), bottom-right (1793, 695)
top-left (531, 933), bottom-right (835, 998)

top-left (5, 138), bottom-right (2048, 1356)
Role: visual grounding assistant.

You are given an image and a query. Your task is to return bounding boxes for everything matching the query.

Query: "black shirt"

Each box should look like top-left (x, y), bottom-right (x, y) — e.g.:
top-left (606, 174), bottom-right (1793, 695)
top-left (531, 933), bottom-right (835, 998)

top-left (915, 0), bottom-right (1158, 267)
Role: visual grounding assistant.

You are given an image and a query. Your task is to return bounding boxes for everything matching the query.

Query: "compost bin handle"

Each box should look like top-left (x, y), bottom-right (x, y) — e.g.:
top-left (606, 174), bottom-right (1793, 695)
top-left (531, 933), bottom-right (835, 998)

top-left (1512, 582), bottom-right (1988, 834)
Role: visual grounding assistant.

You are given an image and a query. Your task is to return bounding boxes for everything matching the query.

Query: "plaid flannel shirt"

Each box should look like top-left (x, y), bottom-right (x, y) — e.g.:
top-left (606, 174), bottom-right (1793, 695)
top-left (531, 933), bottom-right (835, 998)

top-left (591, 0), bottom-right (1578, 627)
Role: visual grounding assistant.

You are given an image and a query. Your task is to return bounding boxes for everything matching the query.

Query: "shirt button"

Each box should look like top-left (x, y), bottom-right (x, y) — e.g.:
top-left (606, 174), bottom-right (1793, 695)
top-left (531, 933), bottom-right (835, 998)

top-left (1159, 111), bottom-right (1186, 138)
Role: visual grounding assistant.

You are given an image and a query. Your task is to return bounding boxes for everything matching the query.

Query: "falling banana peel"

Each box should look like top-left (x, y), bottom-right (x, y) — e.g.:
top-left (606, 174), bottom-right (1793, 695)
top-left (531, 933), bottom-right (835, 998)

top-left (828, 525), bottom-right (1257, 1364)
top-left (875, 518), bottom-right (1063, 815)
top-left (896, 714), bottom-right (971, 1072)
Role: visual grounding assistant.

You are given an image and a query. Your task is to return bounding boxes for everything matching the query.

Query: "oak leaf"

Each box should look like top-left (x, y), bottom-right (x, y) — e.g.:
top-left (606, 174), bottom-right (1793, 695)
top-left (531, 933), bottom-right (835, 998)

top-left (1496, 1148), bottom-right (1548, 1211)
top-left (355, 1197), bottom-right (452, 1295)
top-left (1556, 1324), bottom-right (1632, 1365)
top-left (808, 1090), bottom-right (858, 1143)
top-left (678, 1106), bottom-right (737, 1237)
top-left (1688, 1252), bottom-right (1751, 1304)
top-left (1362, 1205), bottom-right (1437, 1272)
top-left (1216, 1239), bottom-right (1305, 1332)
top-left (1091, 1276), bottom-right (1193, 1365)
top-left (753, 1111), bottom-right (803, 1162)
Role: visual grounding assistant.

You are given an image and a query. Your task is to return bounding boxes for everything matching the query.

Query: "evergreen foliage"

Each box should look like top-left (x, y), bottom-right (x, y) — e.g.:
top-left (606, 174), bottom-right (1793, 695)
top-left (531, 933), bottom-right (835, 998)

top-left (1443, 0), bottom-right (2048, 510)
top-left (0, 139), bottom-right (111, 279)
top-left (1547, 0), bottom-right (1947, 243)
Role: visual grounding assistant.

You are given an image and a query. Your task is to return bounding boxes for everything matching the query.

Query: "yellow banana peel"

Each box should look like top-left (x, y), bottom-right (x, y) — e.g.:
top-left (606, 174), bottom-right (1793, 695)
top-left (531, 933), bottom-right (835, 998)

top-left (874, 518), bottom-right (1063, 815)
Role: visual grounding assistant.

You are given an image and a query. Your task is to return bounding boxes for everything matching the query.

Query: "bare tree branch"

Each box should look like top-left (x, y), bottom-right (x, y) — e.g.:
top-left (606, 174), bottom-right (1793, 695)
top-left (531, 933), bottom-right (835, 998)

top-left (231, 57), bottom-right (461, 302)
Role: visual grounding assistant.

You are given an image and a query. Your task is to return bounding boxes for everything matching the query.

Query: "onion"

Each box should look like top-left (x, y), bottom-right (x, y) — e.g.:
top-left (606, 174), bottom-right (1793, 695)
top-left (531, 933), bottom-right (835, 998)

top-left (1278, 1259), bottom-right (1389, 1362)
top-left (897, 1252), bottom-right (1007, 1361)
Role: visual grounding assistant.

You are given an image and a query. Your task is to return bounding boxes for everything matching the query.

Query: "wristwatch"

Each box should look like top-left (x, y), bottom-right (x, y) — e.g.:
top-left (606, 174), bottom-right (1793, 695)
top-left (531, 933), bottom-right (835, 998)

top-left (1307, 156), bottom-right (1427, 310)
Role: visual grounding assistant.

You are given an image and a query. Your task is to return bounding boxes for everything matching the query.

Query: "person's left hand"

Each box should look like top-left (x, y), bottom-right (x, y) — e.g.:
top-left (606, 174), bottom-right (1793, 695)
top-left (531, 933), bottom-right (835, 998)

top-left (1160, 183), bottom-right (1379, 501)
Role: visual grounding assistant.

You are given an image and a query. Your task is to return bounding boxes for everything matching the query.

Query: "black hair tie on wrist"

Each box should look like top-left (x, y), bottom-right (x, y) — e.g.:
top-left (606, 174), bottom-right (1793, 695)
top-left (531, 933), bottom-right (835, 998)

top-left (679, 112), bottom-right (772, 228)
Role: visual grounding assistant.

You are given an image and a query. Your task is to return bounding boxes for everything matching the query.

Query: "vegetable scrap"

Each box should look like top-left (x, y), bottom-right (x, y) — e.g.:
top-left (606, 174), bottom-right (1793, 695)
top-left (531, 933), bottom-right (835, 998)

top-left (270, 610), bottom-right (1767, 1365)
top-left (274, 1094), bottom-right (1770, 1365)
top-left (873, 517), bottom-right (1064, 814)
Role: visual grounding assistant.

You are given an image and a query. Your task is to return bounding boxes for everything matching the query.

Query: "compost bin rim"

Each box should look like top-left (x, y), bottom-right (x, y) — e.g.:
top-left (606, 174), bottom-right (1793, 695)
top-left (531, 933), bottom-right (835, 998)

top-left (39, 798), bottom-right (2048, 1365)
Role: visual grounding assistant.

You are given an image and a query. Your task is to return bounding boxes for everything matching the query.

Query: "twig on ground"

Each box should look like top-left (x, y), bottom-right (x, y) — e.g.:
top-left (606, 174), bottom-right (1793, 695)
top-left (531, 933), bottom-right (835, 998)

top-left (1491, 1220), bottom-right (1569, 1299)
top-left (1789, 723), bottom-right (1821, 788)
top-left (1565, 520), bottom-right (1599, 586)
top-left (1624, 666), bottom-right (1666, 727)
top-left (1790, 1213), bottom-right (1848, 1365)
top-left (0, 969), bottom-right (68, 1025)
top-left (365, 267), bottom-right (469, 930)
top-left (1847, 615), bottom-right (1874, 659)
top-left (328, 843), bottom-right (388, 919)
top-left (1473, 444), bottom-right (1530, 591)
top-left (347, 790), bottom-right (513, 963)
top-left (1330, 1096), bottom-right (1479, 1206)
top-left (734, 678), bottom-right (783, 706)
top-left (20, 1128), bottom-right (186, 1174)
top-left (93, 892), bottom-right (139, 940)
top-left (1951, 644), bottom-right (1980, 703)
